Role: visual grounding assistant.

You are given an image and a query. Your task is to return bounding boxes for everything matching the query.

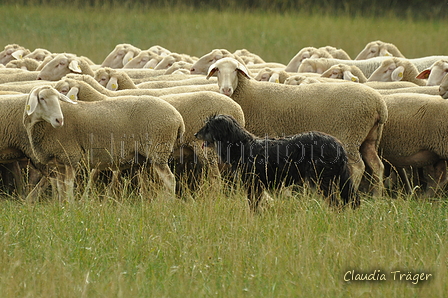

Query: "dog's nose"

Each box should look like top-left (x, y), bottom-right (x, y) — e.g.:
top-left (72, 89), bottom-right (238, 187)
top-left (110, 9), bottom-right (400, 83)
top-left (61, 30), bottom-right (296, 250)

top-left (194, 132), bottom-right (198, 138)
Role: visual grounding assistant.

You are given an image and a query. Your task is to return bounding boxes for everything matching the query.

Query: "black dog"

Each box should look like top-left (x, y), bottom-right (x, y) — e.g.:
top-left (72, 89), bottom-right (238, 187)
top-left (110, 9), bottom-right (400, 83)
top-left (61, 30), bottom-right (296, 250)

top-left (195, 114), bottom-right (359, 211)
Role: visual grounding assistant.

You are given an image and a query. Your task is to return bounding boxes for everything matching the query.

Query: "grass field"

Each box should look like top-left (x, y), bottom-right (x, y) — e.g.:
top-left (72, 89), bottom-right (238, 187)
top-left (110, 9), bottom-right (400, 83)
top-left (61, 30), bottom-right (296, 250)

top-left (0, 4), bottom-right (447, 297)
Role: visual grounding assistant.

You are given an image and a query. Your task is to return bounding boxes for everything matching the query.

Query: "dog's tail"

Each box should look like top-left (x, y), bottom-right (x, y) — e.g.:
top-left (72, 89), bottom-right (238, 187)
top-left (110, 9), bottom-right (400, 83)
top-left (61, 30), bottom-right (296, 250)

top-left (339, 164), bottom-right (360, 209)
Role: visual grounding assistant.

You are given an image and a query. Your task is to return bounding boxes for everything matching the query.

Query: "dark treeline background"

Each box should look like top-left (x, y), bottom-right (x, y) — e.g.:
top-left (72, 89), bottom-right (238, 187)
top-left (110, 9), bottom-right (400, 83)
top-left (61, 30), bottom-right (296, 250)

top-left (3, 0), bottom-right (447, 19)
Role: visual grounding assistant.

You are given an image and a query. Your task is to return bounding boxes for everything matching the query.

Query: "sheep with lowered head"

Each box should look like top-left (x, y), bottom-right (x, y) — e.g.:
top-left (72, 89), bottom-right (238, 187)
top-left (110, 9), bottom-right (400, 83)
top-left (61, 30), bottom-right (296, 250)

top-left (367, 57), bottom-right (426, 86)
top-left (190, 49), bottom-right (248, 75)
top-left (23, 85), bottom-right (185, 199)
top-left (355, 40), bottom-right (405, 60)
top-left (321, 64), bottom-right (367, 83)
top-left (284, 47), bottom-right (334, 72)
top-left (6, 57), bottom-right (41, 71)
top-left (206, 57), bottom-right (388, 196)
top-left (0, 44), bottom-right (31, 65)
top-left (37, 53), bottom-right (95, 81)
top-left (101, 43), bottom-right (141, 68)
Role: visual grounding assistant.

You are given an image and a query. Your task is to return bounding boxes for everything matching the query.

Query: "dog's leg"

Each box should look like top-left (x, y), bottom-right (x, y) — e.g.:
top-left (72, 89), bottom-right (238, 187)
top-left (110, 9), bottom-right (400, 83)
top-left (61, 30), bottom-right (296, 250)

top-left (247, 182), bottom-right (264, 212)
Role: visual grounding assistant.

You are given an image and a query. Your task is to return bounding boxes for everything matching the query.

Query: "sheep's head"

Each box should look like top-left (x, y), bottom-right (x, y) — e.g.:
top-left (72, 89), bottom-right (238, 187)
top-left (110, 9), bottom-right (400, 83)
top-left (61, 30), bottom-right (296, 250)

top-left (367, 58), bottom-right (406, 82)
top-left (37, 54), bottom-right (85, 81)
top-left (101, 43), bottom-right (141, 68)
top-left (122, 50), bottom-right (160, 69)
top-left (206, 57), bottom-right (251, 97)
top-left (417, 59), bottom-right (448, 86)
top-left (25, 86), bottom-right (77, 128)
top-left (190, 49), bottom-right (231, 75)
top-left (94, 67), bottom-right (120, 90)
top-left (355, 40), bottom-right (402, 60)
top-left (321, 64), bottom-right (360, 82)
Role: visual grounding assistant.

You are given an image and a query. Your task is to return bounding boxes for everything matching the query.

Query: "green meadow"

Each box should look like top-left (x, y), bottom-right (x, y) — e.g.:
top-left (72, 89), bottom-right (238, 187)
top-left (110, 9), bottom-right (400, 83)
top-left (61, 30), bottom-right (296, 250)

top-left (0, 4), bottom-right (447, 297)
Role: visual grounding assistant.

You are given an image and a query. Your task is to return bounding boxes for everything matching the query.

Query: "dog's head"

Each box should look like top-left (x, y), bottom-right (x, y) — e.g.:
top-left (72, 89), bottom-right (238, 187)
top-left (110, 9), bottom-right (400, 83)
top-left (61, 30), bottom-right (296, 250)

top-left (195, 114), bottom-right (243, 146)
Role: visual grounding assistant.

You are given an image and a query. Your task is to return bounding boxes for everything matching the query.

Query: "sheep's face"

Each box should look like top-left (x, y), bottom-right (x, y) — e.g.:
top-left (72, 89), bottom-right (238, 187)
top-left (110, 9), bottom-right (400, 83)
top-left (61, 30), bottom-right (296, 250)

top-left (426, 60), bottom-right (448, 86)
top-left (367, 60), bottom-right (404, 82)
top-left (94, 70), bottom-right (112, 87)
top-left (207, 58), bottom-right (250, 97)
top-left (37, 55), bottom-right (83, 81)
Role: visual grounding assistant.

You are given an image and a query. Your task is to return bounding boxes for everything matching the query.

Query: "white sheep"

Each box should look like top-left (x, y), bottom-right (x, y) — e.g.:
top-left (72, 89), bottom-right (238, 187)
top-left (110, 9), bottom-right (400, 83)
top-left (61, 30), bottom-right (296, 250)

top-left (284, 47), bottom-right (334, 72)
top-left (233, 48), bottom-right (266, 65)
top-left (206, 57), bottom-right (388, 196)
top-left (355, 40), bottom-right (405, 60)
top-left (320, 64), bottom-right (367, 83)
top-left (164, 61), bottom-right (193, 75)
top-left (37, 53), bottom-right (95, 81)
top-left (148, 45), bottom-right (171, 57)
top-left (24, 48), bottom-right (52, 62)
top-left (0, 93), bottom-right (45, 198)
top-left (23, 85), bottom-right (185, 199)
top-left (377, 86), bottom-right (439, 96)
top-left (0, 80), bottom-right (56, 93)
top-left (367, 57), bottom-right (426, 86)
top-left (190, 49), bottom-right (248, 75)
top-left (283, 75), bottom-right (323, 85)
top-left (0, 44), bottom-right (31, 65)
top-left (416, 59), bottom-right (448, 86)
top-left (5, 58), bottom-right (41, 71)
top-left (100, 43), bottom-right (141, 68)
top-left (380, 93), bottom-right (448, 196)
top-left (54, 76), bottom-right (245, 187)
top-left (122, 49), bottom-right (161, 69)
top-left (154, 53), bottom-right (196, 70)
top-left (254, 67), bottom-right (293, 83)
top-left (319, 46), bottom-right (352, 60)
top-left (298, 56), bottom-right (448, 78)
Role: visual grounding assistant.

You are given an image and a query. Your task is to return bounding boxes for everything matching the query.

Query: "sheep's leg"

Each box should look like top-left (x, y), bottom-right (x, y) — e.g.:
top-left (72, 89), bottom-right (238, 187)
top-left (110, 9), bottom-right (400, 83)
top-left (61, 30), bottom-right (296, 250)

top-left (397, 167), bottom-right (413, 194)
top-left (25, 175), bottom-right (49, 203)
top-left (424, 160), bottom-right (448, 197)
top-left (153, 163), bottom-right (176, 195)
top-left (359, 124), bottom-right (385, 197)
top-left (347, 154), bottom-right (365, 194)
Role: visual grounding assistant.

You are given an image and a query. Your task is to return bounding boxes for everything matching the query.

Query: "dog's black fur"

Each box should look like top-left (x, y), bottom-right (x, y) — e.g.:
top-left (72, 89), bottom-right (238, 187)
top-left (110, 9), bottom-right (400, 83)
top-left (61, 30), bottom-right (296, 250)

top-left (195, 114), bottom-right (359, 211)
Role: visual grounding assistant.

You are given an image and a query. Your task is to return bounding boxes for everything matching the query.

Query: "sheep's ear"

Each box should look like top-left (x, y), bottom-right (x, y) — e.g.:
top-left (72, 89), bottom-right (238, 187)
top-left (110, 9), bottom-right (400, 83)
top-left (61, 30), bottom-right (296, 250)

top-left (122, 51), bottom-right (135, 66)
top-left (12, 49), bottom-right (25, 60)
top-left (206, 66), bottom-right (218, 79)
top-left (269, 73), bottom-right (280, 83)
top-left (59, 92), bottom-right (78, 104)
top-left (69, 60), bottom-right (82, 73)
top-left (391, 66), bottom-right (405, 81)
top-left (106, 76), bottom-right (119, 90)
top-left (236, 63), bottom-right (251, 79)
top-left (343, 70), bottom-right (359, 82)
top-left (66, 87), bottom-right (79, 101)
top-left (26, 87), bottom-right (40, 115)
top-left (416, 68), bottom-right (431, 79)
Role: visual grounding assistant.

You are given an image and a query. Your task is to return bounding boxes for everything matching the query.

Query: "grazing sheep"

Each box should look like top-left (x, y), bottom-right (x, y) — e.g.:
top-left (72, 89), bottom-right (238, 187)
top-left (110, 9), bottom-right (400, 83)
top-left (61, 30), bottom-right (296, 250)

top-left (298, 56), bottom-right (448, 78)
top-left (24, 48), bottom-right (52, 62)
top-left (122, 49), bottom-right (161, 69)
top-left (321, 64), bottom-right (367, 83)
top-left (206, 57), bottom-right (388, 196)
top-left (195, 114), bottom-right (359, 211)
top-left (319, 46), bottom-right (352, 60)
top-left (254, 68), bottom-right (292, 83)
top-left (0, 44), bottom-right (31, 65)
top-left (164, 61), bottom-right (193, 75)
top-left (148, 45), bottom-right (171, 56)
top-left (37, 53), bottom-right (95, 81)
top-left (100, 43), bottom-right (141, 68)
top-left (5, 57), bottom-right (41, 71)
top-left (233, 48), bottom-right (266, 65)
top-left (94, 67), bottom-right (138, 90)
top-left (284, 47), bottom-right (333, 72)
top-left (367, 57), bottom-right (426, 86)
top-left (283, 75), bottom-right (323, 85)
top-left (380, 93), bottom-right (448, 196)
top-left (54, 76), bottom-right (244, 187)
top-left (416, 59), bottom-right (448, 86)
top-left (190, 49), bottom-right (248, 75)
top-left (355, 40), bottom-right (405, 60)
top-left (23, 86), bottom-right (185, 199)
top-left (154, 53), bottom-right (196, 70)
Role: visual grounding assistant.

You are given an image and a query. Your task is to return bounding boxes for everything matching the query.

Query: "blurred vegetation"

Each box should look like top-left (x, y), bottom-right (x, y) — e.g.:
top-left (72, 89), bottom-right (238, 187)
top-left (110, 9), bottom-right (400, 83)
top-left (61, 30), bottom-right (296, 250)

top-left (3, 0), bottom-right (447, 19)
